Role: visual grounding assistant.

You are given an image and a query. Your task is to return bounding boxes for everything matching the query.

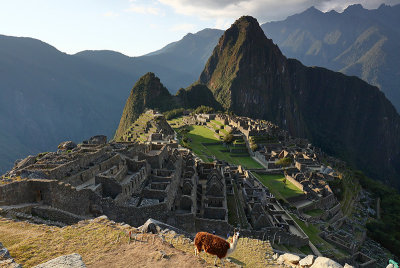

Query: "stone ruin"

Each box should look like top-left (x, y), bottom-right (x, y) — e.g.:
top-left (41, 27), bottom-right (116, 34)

top-left (0, 134), bottom-right (308, 249)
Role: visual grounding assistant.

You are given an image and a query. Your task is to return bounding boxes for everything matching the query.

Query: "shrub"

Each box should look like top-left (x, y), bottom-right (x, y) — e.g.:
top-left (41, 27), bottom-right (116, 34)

top-left (224, 133), bottom-right (234, 143)
top-left (250, 143), bottom-right (258, 151)
top-left (275, 157), bottom-right (292, 167)
top-left (193, 105), bottom-right (215, 114)
top-left (163, 108), bottom-right (185, 120)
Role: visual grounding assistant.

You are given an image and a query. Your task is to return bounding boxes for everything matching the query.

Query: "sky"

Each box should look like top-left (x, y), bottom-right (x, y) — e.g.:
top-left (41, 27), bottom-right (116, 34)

top-left (0, 0), bottom-right (399, 57)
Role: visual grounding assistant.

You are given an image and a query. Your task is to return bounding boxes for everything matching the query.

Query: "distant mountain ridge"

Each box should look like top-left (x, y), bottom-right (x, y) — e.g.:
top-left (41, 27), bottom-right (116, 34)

top-left (261, 3), bottom-right (400, 112)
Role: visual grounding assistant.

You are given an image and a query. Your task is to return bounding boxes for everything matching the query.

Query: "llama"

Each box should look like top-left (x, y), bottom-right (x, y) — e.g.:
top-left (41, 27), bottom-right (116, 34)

top-left (194, 231), bottom-right (240, 267)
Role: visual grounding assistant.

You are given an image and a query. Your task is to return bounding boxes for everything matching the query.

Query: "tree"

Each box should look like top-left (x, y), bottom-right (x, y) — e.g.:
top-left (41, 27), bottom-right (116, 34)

top-left (275, 157), bottom-right (292, 167)
top-left (224, 133), bottom-right (234, 143)
top-left (250, 143), bottom-right (258, 151)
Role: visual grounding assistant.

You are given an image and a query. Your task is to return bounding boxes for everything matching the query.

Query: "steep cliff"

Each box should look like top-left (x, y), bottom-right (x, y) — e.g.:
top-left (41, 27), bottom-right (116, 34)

top-left (199, 16), bottom-right (400, 187)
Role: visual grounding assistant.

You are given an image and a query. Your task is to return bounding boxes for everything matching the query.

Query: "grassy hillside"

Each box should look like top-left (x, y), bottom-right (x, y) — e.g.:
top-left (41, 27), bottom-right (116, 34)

top-left (0, 216), bottom-right (277, 267)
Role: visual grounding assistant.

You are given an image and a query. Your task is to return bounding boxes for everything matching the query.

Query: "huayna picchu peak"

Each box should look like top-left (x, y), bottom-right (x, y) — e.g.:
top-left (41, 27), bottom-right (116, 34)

top-left (198, 15), bottom-right (400, 189)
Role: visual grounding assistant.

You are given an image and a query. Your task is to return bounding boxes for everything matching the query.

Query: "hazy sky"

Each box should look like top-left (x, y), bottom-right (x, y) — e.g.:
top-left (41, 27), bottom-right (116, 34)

top-left (1, 0), bottom-right (399, 56)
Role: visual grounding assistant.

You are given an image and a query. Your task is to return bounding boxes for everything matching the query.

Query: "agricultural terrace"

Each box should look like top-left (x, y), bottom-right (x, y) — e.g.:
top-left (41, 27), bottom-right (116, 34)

top-left (253, 173), bottom-right (303, 202)
top-left (174, 123), bottom-right (262, 169)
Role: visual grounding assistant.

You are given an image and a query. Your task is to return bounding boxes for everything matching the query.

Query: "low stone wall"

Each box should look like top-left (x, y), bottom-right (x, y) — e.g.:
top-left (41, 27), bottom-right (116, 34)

top-left (32, 206), bottom-right (87, 225)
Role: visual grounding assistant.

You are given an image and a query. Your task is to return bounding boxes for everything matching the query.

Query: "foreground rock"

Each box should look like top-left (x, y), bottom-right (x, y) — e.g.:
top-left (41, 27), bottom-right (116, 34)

top-left (33, 253), bottom-right (86, 268)
top-left (299, 255), bottom-right (315, 266)
top-left (310, 257), bottom-right (343, 268)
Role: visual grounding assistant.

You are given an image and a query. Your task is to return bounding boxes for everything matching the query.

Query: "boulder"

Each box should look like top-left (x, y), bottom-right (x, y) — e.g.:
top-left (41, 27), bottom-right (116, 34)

top-left (139, 219), bottom-right (160, 234)
top-left (344, 264), bottom-right (354, 268)
top-left (58, 141), bottom-right (77, 150)
top-left (386, 264), bottom-right (394, 268)
top-left (282, 253), bottom-right (301, 264)
top-left (0, 247), bottom-right (11, 259)
top-left (299, 255), bottom-right (315, 267)
top-left (86, 135), bottom-right (107, 145)
top-left (33, 253), bottom-right (86, 268)
top-left (276, 255), bottom-right (284, 265)
top-left (310, 257), bottom-right (343, 268)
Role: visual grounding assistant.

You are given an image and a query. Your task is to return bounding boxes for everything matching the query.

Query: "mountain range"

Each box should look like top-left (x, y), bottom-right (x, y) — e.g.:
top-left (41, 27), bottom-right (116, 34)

top-left (116, 16), bottom-right (400, 189)
top-left (261, 3), bottom-right (400, 113)
top-left (0, 29), bottom-right (221, 173)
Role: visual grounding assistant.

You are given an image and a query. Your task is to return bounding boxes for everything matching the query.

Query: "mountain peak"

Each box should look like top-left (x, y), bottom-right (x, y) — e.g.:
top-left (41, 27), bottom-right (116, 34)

top-left (114, 72), bottom-right (174, 140)
top-left (199, 15), bottom-right (285, 111)
top-left (344, 4), bottom-right (364, 13)
top-left (304, 6), bottom-right (322, 14)
top-left (233, 15), bottom-right (259, 26)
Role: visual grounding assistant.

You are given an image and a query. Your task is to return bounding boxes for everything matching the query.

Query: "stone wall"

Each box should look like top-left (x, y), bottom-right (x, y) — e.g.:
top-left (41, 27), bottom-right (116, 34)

top-left (31, 206), bottom-right (87, 225)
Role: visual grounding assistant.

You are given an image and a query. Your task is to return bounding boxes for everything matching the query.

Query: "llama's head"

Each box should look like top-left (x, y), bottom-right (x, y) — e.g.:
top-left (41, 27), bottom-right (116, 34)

top-left (233, 231), bottom-right (240, 240)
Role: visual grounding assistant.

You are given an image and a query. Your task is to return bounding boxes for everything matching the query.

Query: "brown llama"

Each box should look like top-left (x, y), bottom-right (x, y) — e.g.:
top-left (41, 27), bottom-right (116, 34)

top-left (194, 231), bottom-right (239, 267)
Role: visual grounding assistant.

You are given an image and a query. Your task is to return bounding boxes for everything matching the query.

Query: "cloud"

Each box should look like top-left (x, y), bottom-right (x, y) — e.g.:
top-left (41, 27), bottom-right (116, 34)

top-left (126, 3), bottom-right (163, 16)
top-left (103, 11), bottom-right (119, 18)
top-left (157, 0), bottom-right (400, 24)
top-left (170, 23), bottom-right (196, 32)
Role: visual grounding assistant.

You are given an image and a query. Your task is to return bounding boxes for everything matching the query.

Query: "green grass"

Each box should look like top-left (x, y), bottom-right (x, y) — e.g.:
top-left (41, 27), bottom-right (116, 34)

top-left (304, 209), bottom-right (324, 217)
top-left (292, 216), bottom-right (347, 258)
top-left (211, 120), bottom-right (224, 126)
top-left (184, 125), bottom-right (262, 169)
top-left (253, 173), bottom-right (303, 201)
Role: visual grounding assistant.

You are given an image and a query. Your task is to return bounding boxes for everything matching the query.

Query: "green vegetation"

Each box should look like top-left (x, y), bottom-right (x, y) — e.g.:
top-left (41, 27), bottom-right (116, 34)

top-left (114, 72), bottom-right (177, 140)
top-left (223, 133), bottom-right (234, 143)
top-left (275, 157), bottom-right (292, 167)
top-left (254, 173), bottom-right (303, 201)
top-left (304, 209), bottom-right (324, 217)
top-left (163, 108), bottom-right (186, 120)
top-left (176, 125), bottom-right (262, 169)
top-left (355, 171), bottom-right (400, 256)
top-left (291, 216), bottom-right (346, 259)
top-left (192, 105), bottom-right (215, 114)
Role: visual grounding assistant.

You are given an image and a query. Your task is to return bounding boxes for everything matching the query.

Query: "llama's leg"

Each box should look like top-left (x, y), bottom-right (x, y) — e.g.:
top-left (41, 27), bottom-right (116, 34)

top-left (194, 247), bottom-right (197, 256)
top-left (214, 256), bottom-right (218, 266)
top-left (220, 258), bottom-right (225, 268)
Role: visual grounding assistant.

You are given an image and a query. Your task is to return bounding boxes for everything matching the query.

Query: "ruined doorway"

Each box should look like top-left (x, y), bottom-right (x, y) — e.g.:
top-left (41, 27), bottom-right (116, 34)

top-left (36, 190), bottom-right (42, 202)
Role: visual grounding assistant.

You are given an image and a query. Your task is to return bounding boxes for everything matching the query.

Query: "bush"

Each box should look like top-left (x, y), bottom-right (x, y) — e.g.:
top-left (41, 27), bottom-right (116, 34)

top-left (192, 105), bottom-right (215, 114)
top-left (163, 108), bottom-right (185, 120)
top-left (224, 133), bottom-right (234, 143)
top-left (275, 157), bottom-right (292, 167)
top-left (355, 170), bottom-right (400, 256)
top-left (250, 143), bottom-right (258, 151)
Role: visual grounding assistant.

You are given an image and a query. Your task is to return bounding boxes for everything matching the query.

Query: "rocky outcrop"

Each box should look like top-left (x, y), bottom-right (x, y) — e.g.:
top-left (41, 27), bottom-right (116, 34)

top-left (310, 257), bottom-right (343, 268)
top-left (58, 141), bottom-right (77, 150)
top-left (299, 255), bottom-right (315, 267)
top-left (33, 253), bottom-right (86, 268)
top-left (114, 72), bottom-right (177, 140)
top-left (198, 15), bottom-right (400, 188)
top-left (273, 252), bottom-right (358, 268)
top-left (14, 155), bottom-right (36, 170)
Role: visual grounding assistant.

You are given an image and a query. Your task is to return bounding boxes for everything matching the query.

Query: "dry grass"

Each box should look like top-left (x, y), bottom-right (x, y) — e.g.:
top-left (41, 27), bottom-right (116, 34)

top-left (164, 232), bottom-right (277, 267)
top-left (0, 217), bottom-right (279, 267)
